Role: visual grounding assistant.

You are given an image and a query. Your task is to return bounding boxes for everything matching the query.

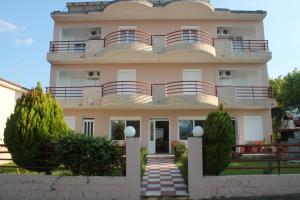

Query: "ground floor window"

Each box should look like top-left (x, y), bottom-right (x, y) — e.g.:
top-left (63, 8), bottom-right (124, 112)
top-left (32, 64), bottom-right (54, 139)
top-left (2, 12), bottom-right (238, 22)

top-left (111, 120), bottom-right (140, 140)
top-left (83, 118), bottom-right (94, 137)
top-left (179, 119), bottom-right (204, 140)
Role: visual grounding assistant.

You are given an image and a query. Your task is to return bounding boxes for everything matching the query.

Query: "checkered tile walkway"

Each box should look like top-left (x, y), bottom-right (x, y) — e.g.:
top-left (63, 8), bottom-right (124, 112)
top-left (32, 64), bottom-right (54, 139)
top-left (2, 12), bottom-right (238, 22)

top-left (141, 156), bottom-right (189, 197)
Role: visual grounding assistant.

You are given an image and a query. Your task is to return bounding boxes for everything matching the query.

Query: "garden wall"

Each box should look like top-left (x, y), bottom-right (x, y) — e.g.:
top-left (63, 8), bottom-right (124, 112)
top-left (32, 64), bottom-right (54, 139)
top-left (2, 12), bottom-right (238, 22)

top-left (188, 137), bottom-right (300, 199)
top-left (0, 138), bottom-right (140, 200)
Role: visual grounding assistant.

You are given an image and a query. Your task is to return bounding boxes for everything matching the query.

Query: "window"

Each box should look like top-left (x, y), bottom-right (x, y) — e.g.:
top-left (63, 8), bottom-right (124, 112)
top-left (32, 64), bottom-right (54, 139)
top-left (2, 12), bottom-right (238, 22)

top-left (83, 118), bottom-right (94, 137)
top-left (111, 120), bottom-right (140, 140)
top-left (179, 119), bottom-right (204, 140)
top-left (182, 29), bottom-right (198, 43)
top-left (120, 30), bottom-right (135, 43)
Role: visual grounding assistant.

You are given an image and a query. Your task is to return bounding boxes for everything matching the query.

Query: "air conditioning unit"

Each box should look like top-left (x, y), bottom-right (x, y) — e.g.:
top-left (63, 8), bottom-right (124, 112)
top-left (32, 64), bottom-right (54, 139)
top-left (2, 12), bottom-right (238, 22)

top-left (219, 70), bottom-right (231, 79)
top-left (89, 28), bottom-right (101, 39)
top-left (87, 71), bottom-right (100, 80)
top-left (217, 28), bottom-right (230, 38)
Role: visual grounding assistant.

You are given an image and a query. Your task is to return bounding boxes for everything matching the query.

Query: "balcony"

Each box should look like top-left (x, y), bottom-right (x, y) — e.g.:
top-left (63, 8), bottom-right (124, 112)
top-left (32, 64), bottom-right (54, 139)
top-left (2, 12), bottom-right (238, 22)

top-left (46, 86), bottom-right (102, 108)
top-left (102, 30), bottom-right (153, 62)
top-left (218, 86), bottom-right (276, 108)
top-left (101, 81), bottom-right (153, 107)
top-left (215, 39), bottom-right (272, 63)
top-left (164, 30), bottom-right (216, 60)
top-left (47, 40), bottom-right (87, 63)
top-left (164, 81), bottom-right (218, 108)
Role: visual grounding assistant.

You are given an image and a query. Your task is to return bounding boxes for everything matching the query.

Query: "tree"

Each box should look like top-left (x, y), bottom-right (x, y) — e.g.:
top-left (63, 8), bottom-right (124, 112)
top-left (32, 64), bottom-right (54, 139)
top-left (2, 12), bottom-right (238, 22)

top-left (269, 76), bottom-right (284, 107)
top-left (280, 68), bottom-right (300, 110)
top-left (4, 82), bottom-right (69, 172)
top-left (203, 105), bottom-right (234, 175)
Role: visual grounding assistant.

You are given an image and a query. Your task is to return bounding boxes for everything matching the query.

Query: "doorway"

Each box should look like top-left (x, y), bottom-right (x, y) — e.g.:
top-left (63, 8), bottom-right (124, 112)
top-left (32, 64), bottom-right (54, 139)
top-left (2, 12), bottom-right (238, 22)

top-left (149, 119), bottom-right (170, 154)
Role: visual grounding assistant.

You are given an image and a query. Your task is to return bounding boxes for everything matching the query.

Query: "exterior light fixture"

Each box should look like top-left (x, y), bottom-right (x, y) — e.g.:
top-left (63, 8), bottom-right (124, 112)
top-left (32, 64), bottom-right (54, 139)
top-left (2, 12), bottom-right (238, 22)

top-left (192, 126), bottom-right (204, 137)
top-left (124, 126), bottom-right (136, 137)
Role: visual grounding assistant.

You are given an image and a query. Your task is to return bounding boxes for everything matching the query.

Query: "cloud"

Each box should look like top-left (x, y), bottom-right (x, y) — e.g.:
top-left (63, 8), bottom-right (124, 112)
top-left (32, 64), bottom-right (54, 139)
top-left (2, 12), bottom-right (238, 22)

top-left (0, 19), bottom-right (18, 32)
top-left (15, 38), bottom-right (33, 45)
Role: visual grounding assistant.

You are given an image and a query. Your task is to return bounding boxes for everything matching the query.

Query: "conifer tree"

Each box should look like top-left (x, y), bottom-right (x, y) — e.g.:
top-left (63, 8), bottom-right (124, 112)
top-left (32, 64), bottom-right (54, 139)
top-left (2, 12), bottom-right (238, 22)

top-left (4, 82), bottom-right (69, 172)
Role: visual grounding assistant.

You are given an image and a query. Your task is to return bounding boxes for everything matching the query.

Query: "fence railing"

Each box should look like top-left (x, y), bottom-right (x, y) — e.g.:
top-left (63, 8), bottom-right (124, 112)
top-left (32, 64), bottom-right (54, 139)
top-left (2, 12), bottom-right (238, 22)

top-left (49, 41), bottom-right (86, 53)
top-left (165, 81), bottom-right (217, 96)
top-left (234, 86), bottom-right (273, 99)
top-left (204, 143), bottom-right (300, 175)
top-left (231, 40), bottom-right (269, 52)
top-left (165, 30), bottom-right (214, 47)
top-left (103, 30), bottom-right (152, 48)
top-left (0, 144), bottom-right (126, 175)
top-left (102, 81), bottom-right (152, 97)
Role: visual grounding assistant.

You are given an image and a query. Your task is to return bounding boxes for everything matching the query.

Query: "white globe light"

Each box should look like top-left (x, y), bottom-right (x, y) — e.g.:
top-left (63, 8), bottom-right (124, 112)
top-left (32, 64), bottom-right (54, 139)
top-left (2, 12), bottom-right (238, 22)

top-left (124, 126), bottom-right (136, 138)
top-left (193, 126), bottom-right (204, 137)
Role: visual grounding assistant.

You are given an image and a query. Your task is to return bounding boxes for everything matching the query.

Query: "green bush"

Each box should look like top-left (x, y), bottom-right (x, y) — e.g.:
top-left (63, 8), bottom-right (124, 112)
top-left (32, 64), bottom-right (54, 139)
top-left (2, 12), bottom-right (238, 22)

top-left (174, 143), bottom-right (187, 162)
top-left (203, 105), bottom-right (234, 175)
top-left (4, 82), bottom-right (69, 173)
top-left (141, 147), bottom-right (147, 177)
top-left (56, 134), bottom-right (125, 176)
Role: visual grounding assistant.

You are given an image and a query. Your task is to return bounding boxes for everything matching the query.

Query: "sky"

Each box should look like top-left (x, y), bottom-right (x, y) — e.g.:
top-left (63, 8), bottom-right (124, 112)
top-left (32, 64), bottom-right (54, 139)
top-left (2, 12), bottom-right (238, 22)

top-left (0, 0), bottom-right (299, 89)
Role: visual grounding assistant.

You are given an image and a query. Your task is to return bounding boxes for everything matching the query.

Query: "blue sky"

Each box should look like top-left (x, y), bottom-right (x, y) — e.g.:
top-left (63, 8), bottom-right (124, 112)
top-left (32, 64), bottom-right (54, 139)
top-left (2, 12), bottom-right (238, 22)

top-left (0, 0), bottom-right (299, 89)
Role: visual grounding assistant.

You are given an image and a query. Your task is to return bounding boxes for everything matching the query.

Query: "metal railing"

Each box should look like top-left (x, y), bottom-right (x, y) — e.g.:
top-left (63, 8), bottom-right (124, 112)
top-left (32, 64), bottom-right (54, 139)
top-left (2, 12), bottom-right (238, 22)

top-left (165, 81), bottom-right (217, 96)
top-left (234, 86), bottom-right (273, 99)
top-left (103, 30), bottom-right (152, 48)
top-left (102, 81), bottom-right (152, 97)
top-left (203, 143), bottom-right (300, 175)
top-left (231, 40), bottom-right (269, 52)
top-left (49, 41), bottom-right (86, 53)
top-left (46, 86), bottom-right (84, 99)
top-left (165, 30), bottom-right (214, 47)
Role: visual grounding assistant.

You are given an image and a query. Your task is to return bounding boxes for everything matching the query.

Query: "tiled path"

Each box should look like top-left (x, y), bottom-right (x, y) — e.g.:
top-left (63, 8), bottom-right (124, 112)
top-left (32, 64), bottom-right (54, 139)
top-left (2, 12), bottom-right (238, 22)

top-left (141, 155), bottom-right (189, 197)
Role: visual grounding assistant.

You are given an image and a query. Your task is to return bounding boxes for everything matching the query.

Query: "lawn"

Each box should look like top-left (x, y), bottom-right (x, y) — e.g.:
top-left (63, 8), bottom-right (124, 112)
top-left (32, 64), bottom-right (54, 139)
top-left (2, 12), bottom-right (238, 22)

top-left (221, 161), bottom-right (300, 175)
top-left (0, 162), bottom-right (72, 176)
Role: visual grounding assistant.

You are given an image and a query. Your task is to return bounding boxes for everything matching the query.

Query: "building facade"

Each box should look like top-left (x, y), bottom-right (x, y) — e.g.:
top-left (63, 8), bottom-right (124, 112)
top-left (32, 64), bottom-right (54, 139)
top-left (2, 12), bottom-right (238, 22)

top-left (48, 0), bottom-right (275, 154)
top-left (0, 78), bottom-right (28, 163)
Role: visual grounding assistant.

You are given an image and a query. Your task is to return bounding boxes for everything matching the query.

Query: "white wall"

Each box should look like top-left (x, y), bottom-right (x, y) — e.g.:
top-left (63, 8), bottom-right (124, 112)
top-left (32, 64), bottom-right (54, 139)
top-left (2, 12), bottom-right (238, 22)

top-left (0, 86), bottom-right (20, 143)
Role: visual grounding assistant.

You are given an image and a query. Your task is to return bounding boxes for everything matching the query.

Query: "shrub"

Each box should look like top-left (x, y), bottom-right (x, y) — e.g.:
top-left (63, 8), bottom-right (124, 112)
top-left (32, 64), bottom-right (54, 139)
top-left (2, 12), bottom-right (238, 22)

top-left (203, 105), bottom-right (234, 175)
top-left (56, 134), bottom-right (125, 176)
top-left (174, 143), bottom-right (187, 162)
top-left (141, 147), bottom-right (147, 176)
top-left (4, 82), bottom-right (69, 173)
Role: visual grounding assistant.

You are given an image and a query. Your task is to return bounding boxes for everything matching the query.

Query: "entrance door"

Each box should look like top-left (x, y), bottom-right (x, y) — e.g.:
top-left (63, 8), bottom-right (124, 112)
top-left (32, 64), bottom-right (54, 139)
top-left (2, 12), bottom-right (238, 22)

top-left (117, 70), bottom-right (136, 95)
top-left (149, 119), bottom-right (169, 154)
top-left (182, 70), bottom-right (202, 95)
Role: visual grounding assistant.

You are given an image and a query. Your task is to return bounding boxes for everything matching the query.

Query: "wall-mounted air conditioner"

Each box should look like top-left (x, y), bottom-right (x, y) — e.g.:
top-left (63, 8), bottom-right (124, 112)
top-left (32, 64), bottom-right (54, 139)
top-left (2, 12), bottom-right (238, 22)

top-left (219, 70), bottom-right (231, 79)
top-left (87, 71), bottom-right (100, 80)
top-left (217, 28), bottom-right (230, 38)
top-left (89, 28), bottom-right (101, 39)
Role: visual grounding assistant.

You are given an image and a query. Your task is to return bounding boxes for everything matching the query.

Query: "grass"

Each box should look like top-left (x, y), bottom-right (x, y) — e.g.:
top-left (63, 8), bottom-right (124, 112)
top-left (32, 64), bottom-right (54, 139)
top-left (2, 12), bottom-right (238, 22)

top-left (221, 161), bottom-right (300, 175)
top-left (0, 162), bottom-right (72, 176)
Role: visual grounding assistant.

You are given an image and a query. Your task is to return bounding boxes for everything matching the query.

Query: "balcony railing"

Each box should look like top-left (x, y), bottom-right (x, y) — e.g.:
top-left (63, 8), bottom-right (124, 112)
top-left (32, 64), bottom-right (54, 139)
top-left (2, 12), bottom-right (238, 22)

top-left (103, 30), bottom-right (152, 48)
top-left (46, 86), bottom-right (84, 99)
top-left (231, 40), bottom-right (269, 52)
top-left (165, 30), bottom-right (214, 47)
top-left (165, 81), bottom-right (217, 96)
top-left (102, 81), bottom-right (152, 97)
top-left (49, 41), bottom-right (86, 53)
top-left (233, 86), bottom-right (273, 99)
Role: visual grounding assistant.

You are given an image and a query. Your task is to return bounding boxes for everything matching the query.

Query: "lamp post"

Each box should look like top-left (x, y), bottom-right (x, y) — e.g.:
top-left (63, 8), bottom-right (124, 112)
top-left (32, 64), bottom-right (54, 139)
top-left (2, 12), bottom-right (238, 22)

top-left (192, 126), bottom-right (204, 137)
top-left (124, 126), bottom-right (136, 138)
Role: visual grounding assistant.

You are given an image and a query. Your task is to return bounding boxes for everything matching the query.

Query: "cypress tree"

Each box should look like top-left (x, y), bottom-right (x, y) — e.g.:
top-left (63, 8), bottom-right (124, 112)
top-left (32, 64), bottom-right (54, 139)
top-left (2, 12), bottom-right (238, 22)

top-left (4, 82), bottom-right (69, 172)
top-left (203, 105), bottom-right (235, 175)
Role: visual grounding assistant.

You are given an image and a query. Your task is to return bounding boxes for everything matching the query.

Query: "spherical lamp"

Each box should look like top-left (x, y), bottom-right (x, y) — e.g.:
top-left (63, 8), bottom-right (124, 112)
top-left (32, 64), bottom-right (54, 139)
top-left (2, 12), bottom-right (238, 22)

top-left (192, 126), bottom-right (204, 137)
top-left (124, 126), bottom-right (136, 138)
